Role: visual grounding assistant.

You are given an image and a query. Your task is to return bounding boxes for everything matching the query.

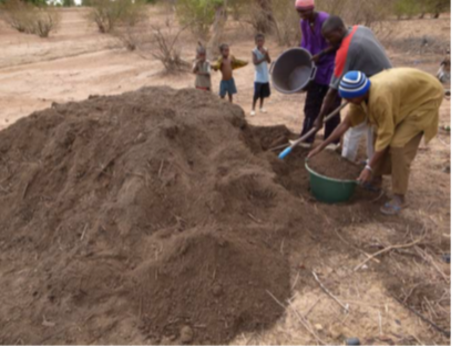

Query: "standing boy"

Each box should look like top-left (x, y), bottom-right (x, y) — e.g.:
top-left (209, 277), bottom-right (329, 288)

top-left (251, 33), bottom-right (271, 116)
top-left (192, 43), bottom-right (212, 92)
top-left (212, 44), bottom-right (248, 103)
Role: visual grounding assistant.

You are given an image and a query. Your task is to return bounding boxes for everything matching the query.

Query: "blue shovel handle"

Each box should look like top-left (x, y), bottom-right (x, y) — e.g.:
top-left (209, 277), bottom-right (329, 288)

top-left (278, 146), bottom-right (293, 160)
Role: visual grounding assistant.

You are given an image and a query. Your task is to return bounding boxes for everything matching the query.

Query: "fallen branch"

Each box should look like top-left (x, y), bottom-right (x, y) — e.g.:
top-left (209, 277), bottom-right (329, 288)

top-left (312, 271), bottom-right (349, 312)
top-left (354, 236), bottom-right (425, 271)
top-left (392, 295), bottom-right (450, 338)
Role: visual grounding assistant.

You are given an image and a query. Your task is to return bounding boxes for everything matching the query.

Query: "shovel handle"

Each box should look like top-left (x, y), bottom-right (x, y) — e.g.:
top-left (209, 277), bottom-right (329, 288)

top-left (278, 102), bottom-right (349, 159)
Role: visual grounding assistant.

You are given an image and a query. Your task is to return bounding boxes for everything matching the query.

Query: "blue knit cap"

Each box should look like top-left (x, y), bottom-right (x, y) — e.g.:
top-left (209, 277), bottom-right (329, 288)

top-left (339, 71), bottom-right (371, 99)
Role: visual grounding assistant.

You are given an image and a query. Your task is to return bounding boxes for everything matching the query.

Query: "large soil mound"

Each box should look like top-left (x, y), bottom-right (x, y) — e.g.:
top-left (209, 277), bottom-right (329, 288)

top-left (0, 87), bottom-right (322, 344)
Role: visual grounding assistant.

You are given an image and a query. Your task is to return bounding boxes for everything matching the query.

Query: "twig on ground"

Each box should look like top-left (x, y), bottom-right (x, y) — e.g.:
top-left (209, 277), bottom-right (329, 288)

top-left (392, 295), bottom-right (450, 338)
top-left (312, 271), bottom-right (349, 312)
top-left (303, 296), bottom-right (322, 318)
top-left (415, 246), bottom-right (450, 283)
top-left (354, 236), bottom-right (425, 271)
top-left (378, 311), bottom-right (383, 335)
top-left (291, 271), bottom-right (300, 291)
top-left (334, 229), bottom-right (380, 264)
top-left (267, 288), bottom-right (324, 344)
top-left (287, 299), bottom-right (327, 346)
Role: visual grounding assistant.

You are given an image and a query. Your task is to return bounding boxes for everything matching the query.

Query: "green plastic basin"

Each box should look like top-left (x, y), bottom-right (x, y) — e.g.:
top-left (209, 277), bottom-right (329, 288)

top-left (305, 160), bottom-right (357, 203)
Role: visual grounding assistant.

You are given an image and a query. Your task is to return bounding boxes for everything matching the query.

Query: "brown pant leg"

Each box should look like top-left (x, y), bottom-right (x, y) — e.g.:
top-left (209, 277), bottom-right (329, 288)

top-left (390, 132), bottom-right (423, 195)
top-left (374, 148), bottom-right (392, 176)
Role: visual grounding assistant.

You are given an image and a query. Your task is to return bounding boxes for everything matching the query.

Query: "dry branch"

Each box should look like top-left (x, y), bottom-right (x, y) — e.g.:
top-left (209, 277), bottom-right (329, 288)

top-left (312, 271), bottom-right (349, 312)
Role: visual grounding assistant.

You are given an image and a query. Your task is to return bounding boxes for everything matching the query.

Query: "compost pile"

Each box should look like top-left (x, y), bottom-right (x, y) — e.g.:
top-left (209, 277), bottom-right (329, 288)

top-left (0, 87), bottom-right (323, 345)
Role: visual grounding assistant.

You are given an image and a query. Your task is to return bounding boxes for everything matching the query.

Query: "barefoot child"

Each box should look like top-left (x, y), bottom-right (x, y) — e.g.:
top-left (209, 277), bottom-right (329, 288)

top-left (192, 43), bottom-right (211, 91)
top-left (212, 43), bottom-right (248, 103)
top-left (251, 33), bottom-right (271, 116)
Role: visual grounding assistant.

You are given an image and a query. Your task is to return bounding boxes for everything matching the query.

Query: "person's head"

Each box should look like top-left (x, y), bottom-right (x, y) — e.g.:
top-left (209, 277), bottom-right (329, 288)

top-left (196, 43), bottom-right (206, 62)
top-left (219, 43), bottom-right (230, 58)
top-left (255, 33), bottom-right (265, 48)
top-left (339, 71), bottom-right (371, 104)
top-left (321, 15), bottom-right (347, 47)
top-left (295, 0), bottom-right (315, 20)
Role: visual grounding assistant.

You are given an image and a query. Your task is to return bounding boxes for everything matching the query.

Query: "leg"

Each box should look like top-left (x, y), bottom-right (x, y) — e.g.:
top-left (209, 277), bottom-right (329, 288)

top-left (252, 83), bottom-right (259, 112)
top-left (324, 91), bottom-right (342, 144)
top-left (390, 132), bottom-right (423, 196)
top-left (252, 96), bottom-right (258, 111)
top-left (259, 83), bottom-right (270, 113)
top-left (380, 133), bottom-right (423, 215)
top-left (228, 93), bottom-right (233, 103)
top-left (301, 82), bottom-right (324, 143)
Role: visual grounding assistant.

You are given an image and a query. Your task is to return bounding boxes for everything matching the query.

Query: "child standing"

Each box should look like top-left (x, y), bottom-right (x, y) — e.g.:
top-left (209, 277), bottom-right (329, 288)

top-left (192, 43), bottom-right (211, 91)
top-left (212, 43), bottom-right (248, 103)
top-left (251, 33), bottom-right (271, 116)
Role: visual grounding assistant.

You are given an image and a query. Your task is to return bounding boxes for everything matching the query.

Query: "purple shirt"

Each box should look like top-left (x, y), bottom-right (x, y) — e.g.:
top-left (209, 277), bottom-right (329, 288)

top-left (300, 11), bottom-right (335, 86)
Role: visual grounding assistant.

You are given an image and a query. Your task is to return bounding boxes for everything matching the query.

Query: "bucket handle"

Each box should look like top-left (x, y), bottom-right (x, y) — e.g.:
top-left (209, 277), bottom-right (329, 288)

top-left (310, 66), bottom-right (317, 80)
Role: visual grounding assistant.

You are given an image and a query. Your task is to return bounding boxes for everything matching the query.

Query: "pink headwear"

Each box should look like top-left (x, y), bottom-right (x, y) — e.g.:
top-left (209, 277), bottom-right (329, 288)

top-left (295, 0), bottom-right (315, 9)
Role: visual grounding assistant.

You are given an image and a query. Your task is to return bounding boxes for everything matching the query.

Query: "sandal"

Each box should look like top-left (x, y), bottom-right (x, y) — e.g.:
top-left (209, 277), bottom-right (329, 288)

top-left (380, 201), bottom-right (405, 216)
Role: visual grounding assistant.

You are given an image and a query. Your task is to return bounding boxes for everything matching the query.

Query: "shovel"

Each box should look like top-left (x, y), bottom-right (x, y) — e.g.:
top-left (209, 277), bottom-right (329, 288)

top-left (278, 102), bottom-right (349, 160)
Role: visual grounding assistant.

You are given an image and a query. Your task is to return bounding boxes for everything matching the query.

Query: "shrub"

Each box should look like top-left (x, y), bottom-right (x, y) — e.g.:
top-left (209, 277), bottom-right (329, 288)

top-left (1, 0), bottom-right (60, 37)
top-left (175, 0), bottom-right (224, 40)
top-left (86, 0), bottom-right (147, 34)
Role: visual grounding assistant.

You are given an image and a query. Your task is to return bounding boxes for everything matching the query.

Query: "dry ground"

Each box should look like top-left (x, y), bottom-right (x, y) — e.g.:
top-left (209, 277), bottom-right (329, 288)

top-left (0, 7), bottom-right (450, 346)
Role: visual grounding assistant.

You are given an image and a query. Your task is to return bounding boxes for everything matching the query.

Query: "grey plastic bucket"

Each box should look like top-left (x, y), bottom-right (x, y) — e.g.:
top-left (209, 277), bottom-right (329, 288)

top-left (271, 48), bottom-right (317, 94)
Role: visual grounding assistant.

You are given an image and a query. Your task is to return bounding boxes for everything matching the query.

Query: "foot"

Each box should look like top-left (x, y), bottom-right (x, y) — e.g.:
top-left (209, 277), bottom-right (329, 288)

top-left (380, 196), bottom-right (406, 216)
top-left (250, 110), bottom-right (256, 116)
top-left (289, 140), bottom-right (312, 149)
top-left (260, 108), bottom-right (267, 113)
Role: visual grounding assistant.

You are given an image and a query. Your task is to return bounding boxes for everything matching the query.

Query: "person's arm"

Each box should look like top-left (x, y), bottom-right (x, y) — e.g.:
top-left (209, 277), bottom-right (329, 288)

top-left (312, 46), bottom-right (336, 63)
top-left (314, 87), bottom-right (339, 130)
top-left (357, 149), bottom-right (387, 184)
top-left (264, 48), bottom-right (271, 63)
top-left (252, 51), bottom-right (271, 65)
top-left (307, 116), bottom-right (352, 158)
top-left (358, 99), bottom-right (395, 183)
top-left (211, 58), bottom-right (222, 71)
top-left (192, 61), bottom-right (199, 74)
top-left (231, 56), bottom-right (248, 70)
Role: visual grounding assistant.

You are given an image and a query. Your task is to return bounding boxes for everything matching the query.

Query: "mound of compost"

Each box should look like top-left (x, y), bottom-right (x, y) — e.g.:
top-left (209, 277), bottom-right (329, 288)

top-left (308, 151), bottom-right (362, 180)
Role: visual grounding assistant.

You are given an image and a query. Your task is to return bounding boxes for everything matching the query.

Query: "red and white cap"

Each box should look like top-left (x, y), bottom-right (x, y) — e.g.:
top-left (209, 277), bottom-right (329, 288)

top-left (295, 0), bottom-right (315, 9)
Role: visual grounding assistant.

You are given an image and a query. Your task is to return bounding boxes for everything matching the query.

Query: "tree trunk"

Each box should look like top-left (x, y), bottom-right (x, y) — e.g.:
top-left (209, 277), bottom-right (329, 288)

top-left (255, 0), bottom-right (275, 34)
top-left (208, 0), bottom-right (228, 57)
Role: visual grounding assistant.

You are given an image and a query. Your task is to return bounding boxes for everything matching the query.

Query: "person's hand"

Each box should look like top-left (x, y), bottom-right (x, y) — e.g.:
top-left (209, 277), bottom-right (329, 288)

top-left (311, 53), bottom-right (321, 64)
top-left (307, 145), bottom-right (323, 159)
top-left (357, 168), bottom-right (373, 185)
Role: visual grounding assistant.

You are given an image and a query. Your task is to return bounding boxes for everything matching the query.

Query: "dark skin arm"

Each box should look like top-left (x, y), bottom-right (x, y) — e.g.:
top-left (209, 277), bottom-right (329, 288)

top-left (357, 149), bottom-right (386, 183)
top-left (193, 60), bottom-right (210, 76)
top-left (311, 46), bottom-right (336, 63)
top-left (309, 115), bottom-right (387, 184)
top-left (308, 115), bottom-right (352, 158)
top-left (252, 49), bottom-right (271, 65)
top-left (314, 87), bottom-right (338, 130)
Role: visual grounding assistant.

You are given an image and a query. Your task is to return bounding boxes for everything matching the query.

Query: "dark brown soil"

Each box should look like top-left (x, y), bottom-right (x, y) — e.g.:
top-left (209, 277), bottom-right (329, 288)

top-left (307, 151), bottom-right (362, 181)
top-left (0, 87), bottom-right (321, 345)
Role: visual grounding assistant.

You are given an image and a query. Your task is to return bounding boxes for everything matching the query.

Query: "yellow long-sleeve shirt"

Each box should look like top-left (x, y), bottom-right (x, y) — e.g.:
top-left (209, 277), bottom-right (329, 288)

top-left (348, 68), bottom-right (444, 151)
top-left (211, 55), bottom-right (248, 71)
